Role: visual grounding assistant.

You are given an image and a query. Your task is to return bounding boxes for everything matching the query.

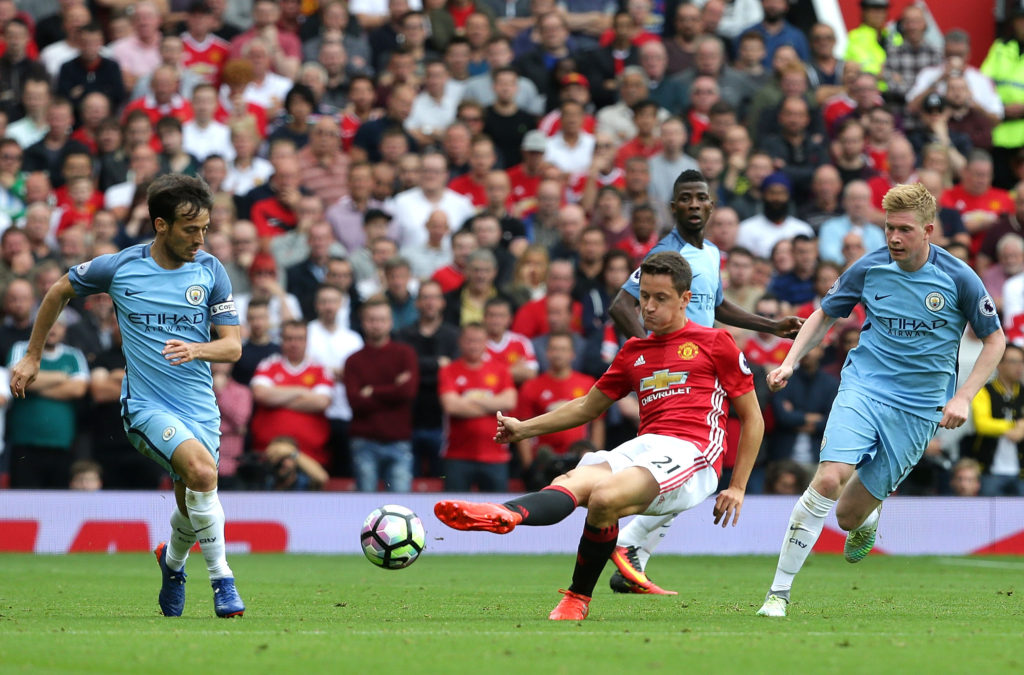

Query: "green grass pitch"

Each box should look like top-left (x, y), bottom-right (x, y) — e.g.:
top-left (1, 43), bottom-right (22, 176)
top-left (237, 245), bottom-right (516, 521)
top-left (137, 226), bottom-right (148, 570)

top-left (1, 553), bottom-right (1022, 674)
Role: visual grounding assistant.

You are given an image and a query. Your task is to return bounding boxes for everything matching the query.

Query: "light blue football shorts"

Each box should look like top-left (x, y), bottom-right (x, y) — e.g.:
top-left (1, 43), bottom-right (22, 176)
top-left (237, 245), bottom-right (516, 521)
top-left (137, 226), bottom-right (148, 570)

top-left (123, 407), bottom-right (221, 481)
top-left (819, 389), bottom-right (939, 500)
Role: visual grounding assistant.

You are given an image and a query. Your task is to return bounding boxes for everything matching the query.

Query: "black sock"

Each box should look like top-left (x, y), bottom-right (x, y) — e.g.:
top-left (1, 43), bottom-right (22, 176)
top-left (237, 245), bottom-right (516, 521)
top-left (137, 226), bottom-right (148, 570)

top-left (568, 520), bottom-right (619, 598)
top-left (503, 486), bottom-right (577, 526)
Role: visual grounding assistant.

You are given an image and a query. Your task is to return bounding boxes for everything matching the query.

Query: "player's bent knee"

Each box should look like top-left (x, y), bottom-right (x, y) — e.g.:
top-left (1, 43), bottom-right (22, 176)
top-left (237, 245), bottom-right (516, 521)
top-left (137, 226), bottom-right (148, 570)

top-left (172, 441), bottom-right (218, 491)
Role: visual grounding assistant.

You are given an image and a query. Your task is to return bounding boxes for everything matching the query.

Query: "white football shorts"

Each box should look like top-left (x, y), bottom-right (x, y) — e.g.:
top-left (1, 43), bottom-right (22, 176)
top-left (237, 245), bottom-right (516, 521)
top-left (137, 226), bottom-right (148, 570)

top-left (575, 433), bottom-right (718, 516)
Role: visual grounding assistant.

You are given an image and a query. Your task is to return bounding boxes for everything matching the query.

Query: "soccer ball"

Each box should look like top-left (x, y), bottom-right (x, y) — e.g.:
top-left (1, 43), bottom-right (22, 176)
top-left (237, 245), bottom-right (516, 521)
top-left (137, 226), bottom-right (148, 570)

top-left (360, 505), bottom-right (426, 570)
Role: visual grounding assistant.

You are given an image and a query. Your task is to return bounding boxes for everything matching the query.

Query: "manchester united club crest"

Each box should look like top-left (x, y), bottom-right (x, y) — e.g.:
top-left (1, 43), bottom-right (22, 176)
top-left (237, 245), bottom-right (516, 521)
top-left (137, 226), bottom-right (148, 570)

top-left (678, 342), bottom-right (699, 360)
top-left (484, 373), bottom-right (498, 387)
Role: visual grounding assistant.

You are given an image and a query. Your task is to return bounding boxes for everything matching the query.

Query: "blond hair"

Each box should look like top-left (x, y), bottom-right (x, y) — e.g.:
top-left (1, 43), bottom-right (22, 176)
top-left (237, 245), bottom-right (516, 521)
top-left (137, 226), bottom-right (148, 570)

top-left (882, 182), bottom-right (936, 227)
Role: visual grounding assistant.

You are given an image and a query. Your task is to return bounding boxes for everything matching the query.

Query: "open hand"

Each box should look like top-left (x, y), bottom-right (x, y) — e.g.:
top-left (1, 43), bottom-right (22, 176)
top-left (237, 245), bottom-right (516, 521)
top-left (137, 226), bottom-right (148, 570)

top-left (713, 487), bottom-right (744, 527)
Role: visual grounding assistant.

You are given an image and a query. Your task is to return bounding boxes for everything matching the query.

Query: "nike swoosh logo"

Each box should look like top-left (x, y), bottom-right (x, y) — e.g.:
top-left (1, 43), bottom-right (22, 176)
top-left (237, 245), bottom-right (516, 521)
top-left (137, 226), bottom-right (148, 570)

top-left (692, 273), bottom-right (701, 279)
top-left (175, 528), bottom-right (192, 536)
top-left (873, 294), bottom-right (892, 301)
top-left (789, 524), bottom-right (812, 533)
top-left (125, 289), bottom-right (142, 296)
top-left (193, 524), bottom-right (214, 533)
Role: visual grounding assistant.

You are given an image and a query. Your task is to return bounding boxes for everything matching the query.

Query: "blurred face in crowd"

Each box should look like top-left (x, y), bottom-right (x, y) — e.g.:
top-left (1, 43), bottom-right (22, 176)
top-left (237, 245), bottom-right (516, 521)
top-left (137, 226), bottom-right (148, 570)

top-left (281, 323), bottom-right (308, 363)
top-left (483, 301), bottom-right (512, 338)
top-left (963, 159), bottom-right (993, 196)
top-left (546, 333), bottom-right (575, 373)
top-left (459, 325), bottom-right (488, 363)
top-left (844, 181), bottom-right (873, 223)
top-left (326, 258), bottom-right (354, 291)
top-left (362, 303), bottom-right (394, 343)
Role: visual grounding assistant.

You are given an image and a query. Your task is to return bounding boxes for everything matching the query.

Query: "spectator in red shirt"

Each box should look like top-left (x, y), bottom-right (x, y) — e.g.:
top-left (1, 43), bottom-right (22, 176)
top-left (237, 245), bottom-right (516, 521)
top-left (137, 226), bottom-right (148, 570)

top-left (515, 331), bottom-right (603, 468)
top-left (250, 156), bottom-right (302, 244)
top-left (432, 228), bottom-right (479, 294)
top-left (615, 203), bottom-right (659, 267)
top-left (344, 298), bottom-right (420, 492)
top-left (449, 135), bottom-right (498, 207)
top-left (484, 296), bottom-right (538, 385)
top-left (121, 65), bottom-right (195, 127)
top-left (439, 322), bottom-right (517, 491)
top-left (940, 150), bottom-right (1014, 260)
top-left (614, 99), bottom-right (663, 168)
top-left (744, 294), bottom-right (793, 369)
top-left (250, 320), bottom-right (333, 467)
top-left (506, 130), bottom-right (548, 217)
top-left (513, 259), bottom-right (584, 338)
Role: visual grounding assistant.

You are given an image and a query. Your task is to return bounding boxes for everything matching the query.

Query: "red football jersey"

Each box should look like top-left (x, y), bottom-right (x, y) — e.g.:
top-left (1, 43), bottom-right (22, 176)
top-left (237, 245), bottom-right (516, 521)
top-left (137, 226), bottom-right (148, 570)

top-left (250, 354), bottom-right (333, 466)
top-left (538, 110), bottom-right (596, 136)
top-left (448, 173), bottom-right (488, 207)
top-left (486, 331), bottom-right (538, 373)
top-left (512, 297), bottom-right (584, 338)
top-left (439, 358), bottom-right (515, 463)
top-left (595, 322), bottom-right (754, 474)
top-left (182, 33), bottom-right (230, 84)
top-left (744, 334), bottom-right (792, 369)
top-left (517, 370), bottom-right (595, 454)
top-left (506, 164), bottom-right (543, 212)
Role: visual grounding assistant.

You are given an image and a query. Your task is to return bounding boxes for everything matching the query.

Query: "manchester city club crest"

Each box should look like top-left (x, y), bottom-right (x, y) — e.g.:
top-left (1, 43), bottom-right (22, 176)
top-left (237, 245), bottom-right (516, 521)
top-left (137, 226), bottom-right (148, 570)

top-left (925, 292), bottom-right (945, 312)
top-left (162, 426), bottom-right (176, 442)
top-left (186, 285), bottom-right (207, 306)
top-left (76, 261), bottom-right (91, 275)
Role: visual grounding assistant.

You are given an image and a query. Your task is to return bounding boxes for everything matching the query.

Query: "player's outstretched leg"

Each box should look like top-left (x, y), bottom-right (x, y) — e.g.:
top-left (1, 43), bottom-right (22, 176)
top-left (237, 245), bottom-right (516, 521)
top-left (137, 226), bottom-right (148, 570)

top-left (844, 503), bottom-right (882, 563)
top-left (549, 520), bottom-right (618, 620)
top-left (757, 486), bottom-right (836, 618)
top-left (609, 513), bottom-right (678, 595)
top-left (435, 485), bottom-right (578, 534)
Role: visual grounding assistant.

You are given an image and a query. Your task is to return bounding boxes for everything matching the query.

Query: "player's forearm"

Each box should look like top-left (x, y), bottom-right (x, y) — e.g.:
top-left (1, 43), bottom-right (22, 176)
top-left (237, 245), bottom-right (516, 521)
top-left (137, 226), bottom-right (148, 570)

top-left (589, 417), bottom-right (606, 450)
top-left (955, 330), bottom-right (1006, 405)
top-left (609, 290), bottom-right (646, 339)
top-left (519, 395), bottom-right (601, 440)
top-left (194, 335), bottom-right (242, 363)
top-left (781, 309), bottom-right (835, 369)
top-left (729, 410), bottom-right (765, 493)
top-left (715, 299), bottom-right (776, 333)
top-left (23, 277), bottom-right (76, 361)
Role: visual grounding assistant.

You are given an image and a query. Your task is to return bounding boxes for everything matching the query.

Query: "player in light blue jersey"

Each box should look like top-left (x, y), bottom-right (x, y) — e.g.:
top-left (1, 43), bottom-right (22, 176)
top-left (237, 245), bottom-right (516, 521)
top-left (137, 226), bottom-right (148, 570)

top-left (756, 183), bottom-right (1006, 618)
top-left (606, 169), bottom-right (804, 594)
top-left (9, 175), bottom-right (246, 619)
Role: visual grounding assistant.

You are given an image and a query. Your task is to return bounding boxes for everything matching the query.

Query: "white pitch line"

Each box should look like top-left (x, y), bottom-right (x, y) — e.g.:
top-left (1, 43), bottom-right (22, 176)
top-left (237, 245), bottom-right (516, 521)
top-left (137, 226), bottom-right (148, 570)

top-left (934, 558), bottom-right (1024, 570)
top-left (9, 629), bottom-right (1024, 638)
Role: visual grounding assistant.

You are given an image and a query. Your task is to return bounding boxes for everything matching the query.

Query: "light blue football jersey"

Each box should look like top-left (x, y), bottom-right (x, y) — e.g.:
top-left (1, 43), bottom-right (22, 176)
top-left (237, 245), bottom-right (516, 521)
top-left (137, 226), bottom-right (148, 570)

top-left (821, 245), bottom-right (1001, 421)
top-left (621, 229), bottom-right (724, 328)
top-left (68, 244), bottom-right (239, 425)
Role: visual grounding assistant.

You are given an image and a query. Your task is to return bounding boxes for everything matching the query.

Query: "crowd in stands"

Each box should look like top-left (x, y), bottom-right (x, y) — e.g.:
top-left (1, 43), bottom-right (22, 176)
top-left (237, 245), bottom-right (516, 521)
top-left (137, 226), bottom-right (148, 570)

top-left (0, 0), bottom-right (1023, 496)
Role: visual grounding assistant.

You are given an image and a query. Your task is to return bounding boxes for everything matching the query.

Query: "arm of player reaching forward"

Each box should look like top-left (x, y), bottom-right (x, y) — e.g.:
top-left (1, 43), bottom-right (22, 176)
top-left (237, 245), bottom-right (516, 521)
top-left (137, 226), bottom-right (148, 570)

top-left (495, 386), bottom-right (616, 444)
top-left (940, 328), bottom-right (1006, 429)
top-left (9, 274), bottom-right (76, 398)
top-left (163, 323), bottom-right (243, 366)
top-left (713, 390), bottom-right (764, 528)
top-left (767, 308), bottom-right (838, 392)
top-left (715, 298), bottom-right (803, 338)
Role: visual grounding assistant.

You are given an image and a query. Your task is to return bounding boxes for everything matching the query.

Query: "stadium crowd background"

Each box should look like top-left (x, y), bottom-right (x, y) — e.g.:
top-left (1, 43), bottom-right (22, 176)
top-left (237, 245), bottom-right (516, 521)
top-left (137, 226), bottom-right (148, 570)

top-left (0, 0), bottom-right (1022, 497)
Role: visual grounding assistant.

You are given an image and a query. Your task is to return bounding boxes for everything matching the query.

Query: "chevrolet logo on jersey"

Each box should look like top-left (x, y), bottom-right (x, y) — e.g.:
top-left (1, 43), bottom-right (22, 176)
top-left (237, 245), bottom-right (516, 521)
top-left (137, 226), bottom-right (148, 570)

top-left (640, 369), bottom-right (689, 392)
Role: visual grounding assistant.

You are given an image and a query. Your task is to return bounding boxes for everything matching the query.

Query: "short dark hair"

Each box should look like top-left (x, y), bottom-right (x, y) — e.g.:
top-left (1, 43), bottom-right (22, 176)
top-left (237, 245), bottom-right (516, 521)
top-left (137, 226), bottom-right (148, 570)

top-left (672, 169), bottom-right (708, 194)
top-left (285, 84), bottom-right (316, 110)
top-left (147, 174), bottom-right (214, 229)
top-left (640, 251), bottom-right (692, 294)
top-left (155, 115), bottom-right (183, 134)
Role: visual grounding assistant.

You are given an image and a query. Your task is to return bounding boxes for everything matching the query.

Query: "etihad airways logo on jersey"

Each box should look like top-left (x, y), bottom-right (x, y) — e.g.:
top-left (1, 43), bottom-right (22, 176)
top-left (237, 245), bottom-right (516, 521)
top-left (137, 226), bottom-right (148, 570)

top-left (639, 369), bottom-right (690, 405)
top-left (876, 316), bottom-right (948, 337)
top-left (127, 312), bottom-right (206, 332)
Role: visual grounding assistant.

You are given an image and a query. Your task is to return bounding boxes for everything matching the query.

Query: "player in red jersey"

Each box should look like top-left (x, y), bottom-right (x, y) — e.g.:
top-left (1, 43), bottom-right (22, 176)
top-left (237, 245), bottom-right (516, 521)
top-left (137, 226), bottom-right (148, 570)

top-left (434, 251), bottom-right (764, 620)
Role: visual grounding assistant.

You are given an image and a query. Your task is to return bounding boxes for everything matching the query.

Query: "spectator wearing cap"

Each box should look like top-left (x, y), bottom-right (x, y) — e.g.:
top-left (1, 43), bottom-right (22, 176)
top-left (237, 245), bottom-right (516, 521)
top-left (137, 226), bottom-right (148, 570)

top-left (982, 5), bottom-right (1024, 189)
top-left (907, 29), bottom-right (1004, 123)
top-left (880, 3), bottom-right (940, 103)
top-left (738, 0), bottom-right (809, 68)
top-left (482, 67), bottom-right (538, 169)
top-left (537, 72), bottom-right (598, 137)
top-left (737, 171), bottom-right (814, 259)
top-left (543, 100), bottom-right (596, 177)
top-left (844, 0), bottom-right (900, 77)
top-left (506, 131), bottom-right (548, 216)
top-left (907, 92), bottom-right (972, 164)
